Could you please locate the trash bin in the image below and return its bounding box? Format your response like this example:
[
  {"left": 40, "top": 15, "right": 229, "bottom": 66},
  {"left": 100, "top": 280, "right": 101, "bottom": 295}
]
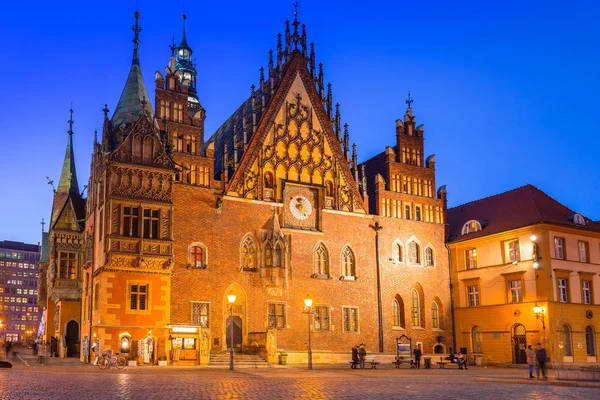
[
  {"left": 475, "top": 356, "right": 484, "bottom": 366},
  {"left": 278, "top": 352, "right": 287, "bottom": 365},
  {"left": 424, "top": 357, "right": 432, "bottom": 369}
]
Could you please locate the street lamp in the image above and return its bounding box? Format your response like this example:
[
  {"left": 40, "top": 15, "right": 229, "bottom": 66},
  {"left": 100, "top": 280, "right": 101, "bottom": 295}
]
[
  {"left": 303, "top": 298, "right": 313, "bottom": 370},
  {"left": 227, "top": 294, "right": 236, "bottom": 371},
  {"left": 533, "top": 303, "right": 545, "bottom": 329}
]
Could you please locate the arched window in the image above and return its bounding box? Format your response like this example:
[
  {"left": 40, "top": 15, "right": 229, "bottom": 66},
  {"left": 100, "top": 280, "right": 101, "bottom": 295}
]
[
  {"left": 472, "top": 326, "right": 483, "bottom": 353},
  {"left": 408, "top": 242, "right": 420, "bottom": 264},
  {"left": 573, "top": 213, "right": 586, "bottom": 225},
  {"left": 274, "top": 244, "right": 282, "bottom": 267},
  {"left": 411, "top": 289, "right": 420, "bottom": 327},
  {"left": 392, "top": 296, "right": 405, "bottom": 328},
  {"left": 563, "top": 324, "right": 573, "bottom": 356},
  {"left": 241, "top": 235, "right": 257, "bottom": 270},
  {"left": 425, "top": 247, "right": 434, "bottom": 267},
  {"left": 314, "top": 243, "right": 329, "bottom": 276},
  {"left": 189, "top": 242, "right": 207, "bottom": 268},
  {"left": 431, "top": 302, "right": 439, "bottom": 329},
  {"left": 119, "top": 335, "right": 131, "bottom": 354},
  {"left": 585, "top": 326, "right": 596, "bottom": 356},
  {"left": 392, "top": 241, "right": 403, "bottom": 263},
  {"left": 341, "top": 246, "right": 356, "bottom": 277},
  {"left": 264, "top": 243, "right": 272, "bottom": 267},
  {"left": 462, "top": 220, "right": 482, "bottom": 235},
  {"left": 325, "top": 181, "right": 334, "bottom": 197}
]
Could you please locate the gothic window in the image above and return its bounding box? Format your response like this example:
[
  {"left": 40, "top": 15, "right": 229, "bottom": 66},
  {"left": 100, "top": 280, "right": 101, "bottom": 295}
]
[
  {"left": 407, "top": 242, "right": 420, "bottom": 264},
  {"left": 274, "top": 244, "right": 283, "bottom": 267},
  {"left": 392, "top": 297, "right": 405, "bottom": 328},
  {"left": 241, "top": 235, "right": 257, "bottom": 270},
  {"left": 129, "top": 283, "right": 149, "bottom": 311},
  {"left": 411, "top": 289, "right": 420, "bottom": 327},
  {"left": 192, "top": 302, "right": 210, "bottom": 328},
  {"left": 415, "top": 206, "right": 421, "bottom": 221},
  {"left": 341, "top": 246, "right": 356, "bottom": 277},
  {"left": 472, "top": 326, "right": 483, "bottom": 353},
  {"left": 431, "top": 302, "right": 439, "bottom": 329},
  {"left": 264, "top": 172, "right": 274, "bottom": 189},
  {"left": 268, "top": 302, "right": 286, "bottom": 329},
  {"left": 425, "top": 247, "right": 434, "bottom": 267},
  {"left": 325, "top": 181, "right": 333, "bottom": 197},
  {"left": 189, "top": 243, "right": 207, "bottom": 268},
  {"left": 313, "top": 243, "right": 330, "bottom": 277},
  {"left": 392, "top": 241, "right": 404, "bottom": 263},
  {"left": 172, "top": 134, "right": 183, "bottom": 152},
  {"left": 405, "top": 204, "right": 412, "bottom": 220},
  {"left": 59, "top": 252, "right": 77, "bottom": 280},
  {"left": 264, "top": 243, "right": 272, "bottom": 267},
  {"left": 123, "top": 206, "right": 140, "bottom": 237}
]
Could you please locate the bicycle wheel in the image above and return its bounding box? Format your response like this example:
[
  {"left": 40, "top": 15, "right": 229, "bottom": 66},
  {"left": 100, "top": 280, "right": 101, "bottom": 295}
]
[
  {"left": 116, "top": 356, "right": 127, "bottom": 369},
  {"left": 97, "top": 357, "right": 109, "bottom": 370}
]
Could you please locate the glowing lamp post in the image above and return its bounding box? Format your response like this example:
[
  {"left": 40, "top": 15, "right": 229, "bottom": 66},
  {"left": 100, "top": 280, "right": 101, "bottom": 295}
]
[
  {"left": 228, "top": 294, "right": 236, "bottom": 371},
  {"left": 303, "top": 298, "right": 313, "bottom": 370}
]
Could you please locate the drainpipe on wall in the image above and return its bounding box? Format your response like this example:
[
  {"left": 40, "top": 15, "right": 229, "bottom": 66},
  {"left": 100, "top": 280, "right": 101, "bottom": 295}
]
[{"left": 445, "top": 243, "right": 456, "bottom": 353}]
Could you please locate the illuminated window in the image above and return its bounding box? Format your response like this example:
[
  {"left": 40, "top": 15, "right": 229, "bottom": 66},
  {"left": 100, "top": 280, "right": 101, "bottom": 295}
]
[
  {"left": 411, "top": 289, "right": 420, "bottom": 327},
  {"left": 59, "top": 252, "right": 77, "bottom": 280},
  {"left": 189, "top": 243, "right": 207, "bottom": 268},
  {"left": 468, "top": 285, "right": 480, "bottom": 307},
  {"left": 342, "top": 306, "right": 359, "bottom": 332},
  {"left": 192, "top": 302, "right": 210, "bottom": 328},
  {"left": 415, "top": 206, "right": 422, "bottom": 221},
  {"left": 425, "top": 247, "right": 434, "bottom": 267},
  {"left": 268, "top": 302, "right": 286, "bottom": 329},
  {"left": 472, "top": 326, "right": 483, "bottom": 353},
  {"left": 554, "top": 237, "right": 565, "bottom": 259},
  {"left": 578, "top": 241, "right": 589, "bottom": 263},
  {"left": 465, "top": 248, "right": 477, "bottom": 269},
  {"left": 558, "top": 278, "right": 568, "bottom": 303},
  {"left": 461, "top": 220, "right": 482, "bottom": 235},
  {"left": 123, "top": 207, "right": 140, "bottom": 237},
  {"left": 505, "top": 240, "right": 520, "bottom": 263},
  {"left": 341, "top": 246, "right": 356, "bottom": 277},
  {"left": 573, "top": 214, "right": 586, "bottom": 225},
  {"left": 240, "top": 235, "right": 257, "bottom": 270},
  {"left": 582, "top": 281, "right": 592, "bottom": 305},
  {"left": 314, "top": 305, "right": 330, "bottom": 331},
  {"left": 129, "top": 283, "right": 148, "bottom": 311},
  {"left": 264, "top": 243, "right": 272, "bottom": 267},
  {"left": 431, "top": 302, "right": 439, "bottom": 329},
  {"left": 120, "top": 335, "right": 131, "bottom": 353},
  {"left": 407, "top": 242, "right": 420, "bottom": 264},
  {"left": 510, "top": 280, "right": 522, "bottom": 303},
  {"left": 313, "top": 243, "right": 329, "bottom": 276}
]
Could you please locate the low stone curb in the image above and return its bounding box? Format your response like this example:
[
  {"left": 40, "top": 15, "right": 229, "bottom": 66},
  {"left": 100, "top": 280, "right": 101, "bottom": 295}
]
[{"left": 475, "top": 377, "right": 600, "bottom": 388}]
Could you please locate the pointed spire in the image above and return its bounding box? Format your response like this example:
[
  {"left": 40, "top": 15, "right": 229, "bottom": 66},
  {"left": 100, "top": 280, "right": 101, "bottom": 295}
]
[
  {"left": 361, "top": 164, "right": 367, "bottom": 198},
  {"left": 132, "top": 11, "right": 142, "bottom": 66},
  {"left": 343, "top": 123, "right": 350, "bottom": 162},
  {"left": 309, "top": 42, "right": 316, "bottom": 79},
  {"left": 268, "top": 50, "right": 274, "bottom": 76},
  {"left": 110, "top": 11, "right": 155, "bottom": 132},
  {"left": 326, "top": 83, "right": 333, "bottom": 119},
  {"left": 277, "top": 33, "right": 283, "bottom": 69},
  {"left": 352, "top": 143, "right": 359, "bottom": 183},
  {"left": 318, "top": 63, "right": 324, "bottom": 99},
  {"left": 181, "top": 13, "right": 188, "bottom": 47},
  {"left": 57, "top": 107, "right": 80, "bottom": 195},
  {"left": 335, "top": 103, "right": 341, "bottom": 141},
  {"left": 285, "top": 20, "right": 291, "bottom": 54}
]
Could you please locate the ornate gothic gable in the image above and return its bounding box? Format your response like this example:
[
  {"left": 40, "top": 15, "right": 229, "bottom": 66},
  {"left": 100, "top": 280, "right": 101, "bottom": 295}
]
[
  {"left": 109, "top": 113, "right": 173, "bottom": 170},
  {"left": 227, "top": 52, "right": 365, "bottom": 213}
]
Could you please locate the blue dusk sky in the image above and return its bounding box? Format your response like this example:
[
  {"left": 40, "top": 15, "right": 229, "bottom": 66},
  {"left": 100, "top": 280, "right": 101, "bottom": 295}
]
[{"left": 0, "top": 0, "right": 598, "bottom": 244}]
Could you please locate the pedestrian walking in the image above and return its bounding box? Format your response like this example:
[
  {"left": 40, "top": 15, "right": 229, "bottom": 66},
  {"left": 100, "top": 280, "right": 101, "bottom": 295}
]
[
  {"left": 413, "top": 346, "right": 422, "bottom": 369},
  {"left": 535, "top": 343, "right": 548, "bottom": 379},
  {"left": 358, "top": 343, "right": 367, "bottom": 369},
  {"left": 525, "top": 345, "right": 535, "bottom": 379}
]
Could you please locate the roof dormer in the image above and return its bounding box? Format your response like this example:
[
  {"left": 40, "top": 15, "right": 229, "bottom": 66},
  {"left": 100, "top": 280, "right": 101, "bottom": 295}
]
[{"left": 461, "top": 220, "right": 482, "bottom": 235}]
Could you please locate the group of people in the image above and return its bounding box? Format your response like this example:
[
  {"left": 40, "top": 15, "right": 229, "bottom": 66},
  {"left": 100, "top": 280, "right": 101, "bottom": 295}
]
[
  {"left": 446, "top": 351, "right": 469, "bottom": 369},
  {"left": 525, "top": 343, "right": 548, "bottom": 379},
  {"left": 351, "top": 344, "right": 367, "bottom": 369}
]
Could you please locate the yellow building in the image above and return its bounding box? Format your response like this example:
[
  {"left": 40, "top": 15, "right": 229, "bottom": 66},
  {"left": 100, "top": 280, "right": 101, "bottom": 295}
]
[{"left": 448, "top": 185, "right": 600, "bottom": 365}]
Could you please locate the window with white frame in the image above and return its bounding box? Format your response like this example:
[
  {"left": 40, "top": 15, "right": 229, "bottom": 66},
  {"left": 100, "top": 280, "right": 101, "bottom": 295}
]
[
  {"left": 392, "top": 242, "right": 403, "bottom": 263},
  {"left": 313, "top": 305, "right": 330, "bottom": 331},
  {"left": 268, "top": 302, "right": 286, "bottom": 329},
  {"left": 510, "top": 280, "right": 522, "bottom": 303},
  {"left": 558, "top": 278, "right": 568, "bottom": 303},
  {"left": 505, "top": 240, "right": 519, "bottom": 263},
  {"left": 425, "top": 247, "right": 434, "bottom": 267},
  {"left": 461, "top": 220, "right": 482, "bottom": 235},
  {"left": 468, "top": 285, "right": 480, "bottom": 307},
  {"left": 342, "top": 307, "right": 359, "bottom": 332},
  {"left": 573, "top": 214, "right": 586, "bottom": 225},
  {"left": 189, "top": 243, "right": 207, "bottom": 268},
  {"left": 578, "top": 241, "right": 589, "bottom": 263},
  {"left": 192, "top": 302, "right": 210, "bottom": 328},
  {"left": 554, "top": 237, "right": 565, "bottom": 259},
  {"left": 582, "top": 280, "right": 592, "bottom": 305},
  {"left": 314, "top": 242, "right": 330, "bottom": 276},
  {"left": 129, "top": 283, "right": 149, "bottom": 311},
  {"left": 341, "top": 246, "right": 356, "bottom": 277},
  {"left": 407, "top": 242, "right": 420, "bottom": 264},
  {"left": 465, "top": 248, "right": 477, "bottom": 269}
]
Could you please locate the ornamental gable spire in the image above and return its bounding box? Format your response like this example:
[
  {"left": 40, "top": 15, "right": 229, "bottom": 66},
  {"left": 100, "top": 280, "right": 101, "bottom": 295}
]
[{"left": 57, "top": 107, "right": 80, "bottom": 195}]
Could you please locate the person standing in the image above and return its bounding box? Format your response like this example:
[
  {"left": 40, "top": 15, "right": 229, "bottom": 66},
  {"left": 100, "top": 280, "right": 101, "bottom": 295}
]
[
  {"left": 351, "top": 345, "right": 359, "bottom": 369},
  {"left": 535, "top": 343, "right": 548, "bottom": 379},
  {"left": 358, "top": 344, "right": 367, "bottom": 369},
  {"left": 413, "top": 346, "right": 422, "bottom": 369},
  {"left": 525, "top": 345, "right": 535, "bottom": 379}
]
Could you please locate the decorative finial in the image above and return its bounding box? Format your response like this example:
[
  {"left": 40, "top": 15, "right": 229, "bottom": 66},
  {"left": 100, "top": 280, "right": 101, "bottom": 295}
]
[
  {"left": 102, "top": 104, "right": 109, "bottom": 118},
  {"left": 406, "top": 92, "right": 414, "bottom": 109},
  {"left": 46, "top": 176, "right": 56, "bottom": 194},
  {"left": 132, "top": 10, "right": 143, "bottom": 66},
  {"left": 94, "top": 130, "right": 98, "bottom": 145},
  {"left": 293, "top": 1, "right": 299, "bottom": 21},
  {"left": 169, "top": 34, "right": 176, "bottom": 56},
  {"left": 68, "top": 106, "right": 74, "bottom": 136},
  {"left": 41, "top": 218, "right": 45, "bottom": 233},
  {"left": 181, "top": 13, "right": 188, "bottom": 45},
  {"left": 140, "top": 96, "right": 147, "bottom": 113}
]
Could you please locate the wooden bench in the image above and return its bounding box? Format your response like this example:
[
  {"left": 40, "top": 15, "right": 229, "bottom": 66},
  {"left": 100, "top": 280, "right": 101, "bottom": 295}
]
[
  {"left": 436, "top": 359, "right": 468, "bottom": 369},
  {"left": 394, "top": 357, "right": 416, "bottom": 369},
  {"left": 363, "top": 356, "right": 380, "bottom": 369}
]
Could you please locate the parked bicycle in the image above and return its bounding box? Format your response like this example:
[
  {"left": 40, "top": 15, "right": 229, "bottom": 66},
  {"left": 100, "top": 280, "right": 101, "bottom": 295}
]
[{"left": 97, "top": 350, "right": 126, "bottom": 370}]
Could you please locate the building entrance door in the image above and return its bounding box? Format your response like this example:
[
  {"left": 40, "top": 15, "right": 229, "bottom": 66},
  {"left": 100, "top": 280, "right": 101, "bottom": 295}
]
[
  {"left": 65, "top": 320, "right": 80, "bottom": 358},
  {"left": 226, "top": 316, "right": 242, "bottom": 350},
  {"left": 512, "top": 324, "right": 527, "bottom": 364}
]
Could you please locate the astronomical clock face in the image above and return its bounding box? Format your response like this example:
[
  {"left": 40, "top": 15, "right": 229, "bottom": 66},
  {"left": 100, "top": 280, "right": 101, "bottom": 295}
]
[{"left": 283, "top": 185, "right": 318, "bottom": 230}]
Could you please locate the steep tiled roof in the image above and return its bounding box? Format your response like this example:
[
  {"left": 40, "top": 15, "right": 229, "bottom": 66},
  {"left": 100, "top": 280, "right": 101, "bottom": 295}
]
[{"left": 448, "top": 184, "right": 600, "bottom": 242}]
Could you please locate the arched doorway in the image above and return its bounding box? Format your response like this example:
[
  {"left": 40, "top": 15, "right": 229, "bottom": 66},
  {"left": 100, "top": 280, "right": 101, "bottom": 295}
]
[
  {"left": 511, "top": 324, "right": 527, "bottom": 364},
  {"left": 226, "top": 316, "right": 243, "bottom": 351},
  {"left": 65, "top": 320, "right": 80, "bottom": 357},
  {"left": 223, "top": 283, "right": 246, "bottom": 353}
]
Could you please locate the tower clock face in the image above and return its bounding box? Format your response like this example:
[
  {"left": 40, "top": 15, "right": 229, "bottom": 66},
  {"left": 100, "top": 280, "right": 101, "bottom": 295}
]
[{"left": 284, "top": 186, "right": 318, "bottom": 229}]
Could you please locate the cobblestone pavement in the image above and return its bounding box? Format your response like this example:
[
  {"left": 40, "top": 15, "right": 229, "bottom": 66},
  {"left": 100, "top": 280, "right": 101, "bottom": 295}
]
[{"left": 1, "top": 362, "right": 599, "bottom": 400}]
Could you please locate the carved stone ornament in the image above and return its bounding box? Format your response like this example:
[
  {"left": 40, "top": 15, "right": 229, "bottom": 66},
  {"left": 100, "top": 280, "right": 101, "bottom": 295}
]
[{"left": 109, "top": 166, "right": 173, "bottom": 203}]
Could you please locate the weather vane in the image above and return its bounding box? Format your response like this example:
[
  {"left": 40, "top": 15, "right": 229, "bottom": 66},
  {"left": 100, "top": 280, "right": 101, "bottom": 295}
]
[
  {"left": 293, "top": 1, "right": 299, "bottom": 19},
  {"left": 406, "top": 92, "right": 414, "bottom": 109}
]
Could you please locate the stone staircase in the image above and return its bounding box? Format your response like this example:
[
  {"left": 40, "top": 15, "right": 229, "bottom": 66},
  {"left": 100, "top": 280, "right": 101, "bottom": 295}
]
[{"left": 209, "top": 352, "right": 270, "bottom": 367}]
